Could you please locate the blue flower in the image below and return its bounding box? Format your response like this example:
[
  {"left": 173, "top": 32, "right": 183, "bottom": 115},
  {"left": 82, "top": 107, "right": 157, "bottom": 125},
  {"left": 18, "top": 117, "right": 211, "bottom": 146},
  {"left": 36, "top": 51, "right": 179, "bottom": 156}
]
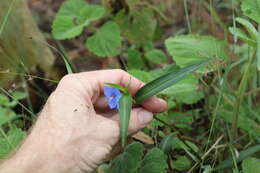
[{"left": 104, "top": 86, "right": 122, "bottom": 110}]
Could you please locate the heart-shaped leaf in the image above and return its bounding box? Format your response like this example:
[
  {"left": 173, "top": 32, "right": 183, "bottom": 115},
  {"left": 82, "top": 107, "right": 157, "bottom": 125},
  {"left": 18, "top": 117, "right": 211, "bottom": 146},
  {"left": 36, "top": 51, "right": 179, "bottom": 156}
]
[
  {"left": 52, "top": 0, "right": 104, "bottom": 40},
  {"left": 86, "top": 21, "right": 121, "bottom": 57}
]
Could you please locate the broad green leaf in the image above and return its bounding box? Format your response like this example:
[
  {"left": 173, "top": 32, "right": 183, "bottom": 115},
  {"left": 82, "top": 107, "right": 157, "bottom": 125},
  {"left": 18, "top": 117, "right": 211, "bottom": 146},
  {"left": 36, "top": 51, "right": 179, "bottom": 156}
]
[
  {"left": 235, "top": 18, "right": 258, "bottom": 40},
  {"left": 127, "top": 49, "right": 145, "bottom": 69},
  {"left": 0, "top": 128, "right": 26, "bottom": 159},
  {"left": 165, "top": 35, "right": 226, "bottom": 73},
  {"left": 139, "top": 148, "right": 168, "bottom": 173},
  {"left": 242, "top": 0, "right": 260, "bottom": 23},
  {"left": 135, "top": 59, "right": 211, "bottom": 103},
  {"left": 119, "top": 93, "right": 133, "bottom": 147},
  {"left": 114, "top": 8, "right": 157, "bottom": 44},
  {"left": 219, "top": 106, "right": 260, "bottom": 137},
  {"left": 11, "top": 91, "right": 27, "bottom": 100},
  {"left": 0, "top": 107, "right": 17, "bottom": 126},
  {"left": 159, "top": 133, "right": 179, "bottom": 153},
  {"left": 108, "top": 142, "right": 144, "bottom": 173},
  {"left": 161, "top": 75, "right": 198, "bottom": 95},
  {"left": 128, "top": 70, "right": 152, "bottom": 83},
  {"left": 145, "top": 49, "right": 167, "bottom": 64},
  {"left": 242, "top": 157, "right": 260, "bottom": 173},
  {"left": 172, "top": 155, "right": 191, "bottom": 171},
  {"left": 215, "top": 145, "right": 260, "bottom": 170},
  {"left": 86, "top": 21, "right": 121, "bottom": 57},
  {"left": 52, "top": 0, "right": 105, "bottom": 40},
  {"left": 175, "top": 90, "right": 204, "bottom": 104},
  {"left": 143, "top": 41, "right": 154, "bottom": 52},
  {"left": 229, "top": 27, "right": 257, "bottom": 46},
  {"left": 0, "top": 94, "right": 9, "bottom": 106}
]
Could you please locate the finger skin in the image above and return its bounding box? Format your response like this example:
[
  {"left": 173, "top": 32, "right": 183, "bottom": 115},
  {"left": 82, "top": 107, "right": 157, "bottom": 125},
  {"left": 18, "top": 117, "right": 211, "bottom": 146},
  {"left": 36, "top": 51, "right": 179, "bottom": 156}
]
[
  {"left": 70, "top": 69, "right": 167, "bottom": 113},
  {"left": 110, "top": 108, "right": 153, "bottom": 135}
]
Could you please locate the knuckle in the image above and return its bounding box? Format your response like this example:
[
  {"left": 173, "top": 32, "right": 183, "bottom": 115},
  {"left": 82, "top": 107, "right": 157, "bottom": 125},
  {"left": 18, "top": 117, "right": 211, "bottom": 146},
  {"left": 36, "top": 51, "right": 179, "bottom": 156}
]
[
  {"left": 58, "top": 74, "right": 77, "bottom": 87},
  {"left": 114, "top": 69, "right": 126, "bottom": 75}
]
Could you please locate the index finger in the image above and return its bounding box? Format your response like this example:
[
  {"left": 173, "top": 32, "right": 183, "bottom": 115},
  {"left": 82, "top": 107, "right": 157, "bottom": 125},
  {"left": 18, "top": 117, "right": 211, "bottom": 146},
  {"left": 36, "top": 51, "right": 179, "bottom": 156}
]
[{"left": 78, "top": 69, "right": 167, "bottom": 113}]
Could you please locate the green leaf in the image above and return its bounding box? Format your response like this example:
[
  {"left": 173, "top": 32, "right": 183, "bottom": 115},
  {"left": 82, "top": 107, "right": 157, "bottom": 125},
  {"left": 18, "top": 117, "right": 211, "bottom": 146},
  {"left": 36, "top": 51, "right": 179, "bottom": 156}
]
[
  {"left": 159, "top": 133, "right": 179, "bottom": 153},
  {"left": 242, "top": 157, "right": 260, "bottom": 173},
  {"left": 160, "top": 75, "right": 198, "bottom": 95},
  {"left": 202, "top": 165, "right": 213, "bottom": 173},
  {"left": 0, "top": 0, "right": 16, "bottom": 37},
  {"left": 0, "top": 94, "right": 9, "bottom": 106},
  {"left": 145, "top": 49, "right": 167, "bottom": 64},
  {"left": 108, "top": 142, "right": 144, "bottom": 173},
  {"left": 242, "top": 0, "right": 260, "bottom": 23},
  {"left": 128, "top": 70, "right": 152, "bottom": 83},
  {"left": 257, "top": 25, "right": 260, "bottom": 71},
  {"left": 0, "top": 128, "right": 26, "bottom": 159},
  {"left": 135, "top": 59, "right": 211, "bottom": 103},
  {"left": 11, "top": 91, "right": 27, "bottom": 100},
  {"left": 165, "top": 35, "right": 226, "bottom": 73},
  {"left": 114, "top": 8, "right": 157, "bottom": 44},
  {"left": 215, "top": 145, "right": 260, "bottom": 170},
  {"left": 52, "top": 0, "right": 104, "bottom": 40},
  {"left": 127, "top": 49, "right": 145, "bottom": 70},
  {"left": 86, "top": 21, "right": 121, "bottom": 57},
  {"left": 235, "top": 18, "right": 258, "bottom": 40},
  {"left": 139, "top": 148, "right": 168, "bottom": 173},
  {"left": 119, "top": 93, "right": 133, "bottom": 147},
  {"left": 0, "top": 107, "right": 18, "bottom": 126},
  {"left": 172, "top": 155, "right": 191, "bottom": 171},
  {"left": 229, "top": 27, "right": 257, "bottom": 46}
]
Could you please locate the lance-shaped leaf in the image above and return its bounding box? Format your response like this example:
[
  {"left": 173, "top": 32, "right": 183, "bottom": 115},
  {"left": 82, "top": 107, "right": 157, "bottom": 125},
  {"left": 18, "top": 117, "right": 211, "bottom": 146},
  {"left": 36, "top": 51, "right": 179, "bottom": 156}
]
[
  {"left": 235, "top": 18, "right": 258, "bottom": 41},
  {"left": 119, "top": 93, "right": 133, "bottom": 147},
  {"left": 135, "top": 59, "right": 211, "bottom": 103}
]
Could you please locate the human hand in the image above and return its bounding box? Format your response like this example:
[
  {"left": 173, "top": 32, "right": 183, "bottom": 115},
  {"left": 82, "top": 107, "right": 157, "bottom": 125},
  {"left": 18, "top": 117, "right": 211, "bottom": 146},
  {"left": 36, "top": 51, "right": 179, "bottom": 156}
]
[{"left": 0, "top": 70, "right": 167, "bottom": 173}]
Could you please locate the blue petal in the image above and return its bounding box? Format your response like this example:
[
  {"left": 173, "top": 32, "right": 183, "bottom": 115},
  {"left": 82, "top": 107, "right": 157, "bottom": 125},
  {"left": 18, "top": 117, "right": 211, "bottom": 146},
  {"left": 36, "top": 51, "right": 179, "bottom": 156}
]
[
  {"left": 116, "top": 102, "right": 120, "bottom": 110},
  {"left": 108, "top": 99, "right": 118, "bottom": 109},
  {"left": 104, "top": 86, "right": 113, "bottom": 97},
  {"left": 111, "top": 88, "right": 121, "bottom": 96}
]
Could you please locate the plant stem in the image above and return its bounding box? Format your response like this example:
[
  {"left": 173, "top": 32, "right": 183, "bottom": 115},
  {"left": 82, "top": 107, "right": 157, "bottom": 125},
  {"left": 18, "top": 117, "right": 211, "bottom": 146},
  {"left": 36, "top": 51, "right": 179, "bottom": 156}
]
[
  {"left": 231, "top": 50, "right": 255, "bottom": 139},
  {"left": 183, "top": 0, "right": 191, "bottom": 33}
]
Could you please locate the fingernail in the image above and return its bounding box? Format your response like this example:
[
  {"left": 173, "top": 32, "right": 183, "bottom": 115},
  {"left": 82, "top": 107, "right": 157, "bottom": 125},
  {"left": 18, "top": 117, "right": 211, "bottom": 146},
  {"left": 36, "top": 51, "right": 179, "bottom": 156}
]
[
  {"left": 158, "top": 98, "right": 166, "bottom": 104},
  {"left": 138, "top": 110, "right": 153, "bottom": 124}
]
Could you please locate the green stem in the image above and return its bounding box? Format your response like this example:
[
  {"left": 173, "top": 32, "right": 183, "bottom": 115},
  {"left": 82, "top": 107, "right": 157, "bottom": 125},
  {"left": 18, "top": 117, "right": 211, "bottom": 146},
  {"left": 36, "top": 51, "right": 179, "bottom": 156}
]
[
  {"left": 183, "top": 0, "right": 191, "bottom": 33},
  {"left": 231, "top": 50, "right": 255, "bottom": 139}
]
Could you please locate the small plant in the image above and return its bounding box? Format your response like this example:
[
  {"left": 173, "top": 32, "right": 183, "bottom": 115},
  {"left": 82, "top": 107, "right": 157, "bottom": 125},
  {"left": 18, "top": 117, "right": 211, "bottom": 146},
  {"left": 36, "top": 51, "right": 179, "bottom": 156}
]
[{"left": 0, "top": 91, "right": 27, "bottom": 159}]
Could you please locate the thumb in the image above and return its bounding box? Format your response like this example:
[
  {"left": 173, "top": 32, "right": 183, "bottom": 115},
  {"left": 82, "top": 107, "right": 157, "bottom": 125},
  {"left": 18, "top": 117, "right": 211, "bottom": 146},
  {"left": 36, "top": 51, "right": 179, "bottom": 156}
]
[{"left": 112, "top": 108, "right": 154, "bottom": 135}]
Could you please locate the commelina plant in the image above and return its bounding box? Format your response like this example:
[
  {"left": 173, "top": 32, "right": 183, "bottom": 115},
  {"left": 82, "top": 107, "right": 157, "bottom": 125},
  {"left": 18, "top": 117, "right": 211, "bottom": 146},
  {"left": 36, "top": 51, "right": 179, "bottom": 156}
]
[{"left": 104, "top": 59, "right": 211, "bottom": 147}]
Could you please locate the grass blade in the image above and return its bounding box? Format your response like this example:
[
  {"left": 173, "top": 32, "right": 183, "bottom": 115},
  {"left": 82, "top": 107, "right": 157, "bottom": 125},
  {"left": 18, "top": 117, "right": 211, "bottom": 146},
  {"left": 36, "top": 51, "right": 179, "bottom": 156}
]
[
  {"left": 135, "top": 59, "right": 211, "bottom": 103},
  {"left": 119, "top": 93, "right": 133, "bottom": 147},
  {"left": 257, "top": 24, "right": 260, "bottom": 71},
  {"left": 63, "top": 56, "right": 73, "bottom": 74},
  {"left": 0, "top": 0, "right": 16, "bottom": 37}
]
